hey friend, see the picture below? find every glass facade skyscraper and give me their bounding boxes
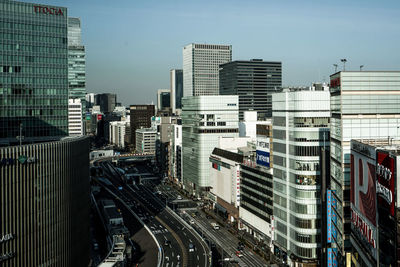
[220,59,282,120]
[0,1,68,145]
[170,69,183,114]
[68,17,85,115]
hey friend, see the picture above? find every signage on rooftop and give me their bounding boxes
[34,5,64,16]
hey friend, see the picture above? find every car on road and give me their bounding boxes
[236,251,243,258]
[211,222,220,230]
[188,243,195,252]
[190,219,195,225]
[177,195,182,200]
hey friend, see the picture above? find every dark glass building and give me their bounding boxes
[129,104,155,149]
[0,136,90,267]
[219,59,282,120]
[0,0,69,145]
[95,93,116,114]
[170,69,183,114]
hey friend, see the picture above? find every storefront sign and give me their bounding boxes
[34,6,64,16]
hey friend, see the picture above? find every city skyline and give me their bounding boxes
[28,0,400,106]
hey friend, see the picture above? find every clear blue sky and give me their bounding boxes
[31,0,400,106]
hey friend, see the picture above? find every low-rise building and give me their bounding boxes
[136,128,157,154]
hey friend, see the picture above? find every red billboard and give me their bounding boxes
[97,114,102,121]
[376,152,395,217]
[350,141,377,260]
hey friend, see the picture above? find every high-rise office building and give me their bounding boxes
[170,69,183,114]
[129,105,155,149]
[329,71,400,265]
[272,89,330,265]
[0,1,69,145]
[183,43,232,97]
[220,59,282,120]
[181,95,239,195]
[157,89,171,112]
[95,93,116,113]
[68,98,83,135]
[68,17,86,115]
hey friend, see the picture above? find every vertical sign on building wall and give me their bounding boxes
[236,165,240,207]
[327,190,332,243]
[376,151,395,216]
[256,137,270,167]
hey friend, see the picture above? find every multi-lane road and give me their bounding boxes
[96,160,210,267]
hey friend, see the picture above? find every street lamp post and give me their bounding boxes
[340,59,347,71]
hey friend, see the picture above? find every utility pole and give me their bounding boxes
[333,64,338,73]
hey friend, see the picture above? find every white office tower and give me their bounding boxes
[183,43,232,97]
[68,98,83,136]
[272,90,330,265]
[181,95,239,196]
[109,121,130,149]
[239,111,271,140]
[329,71,400,264]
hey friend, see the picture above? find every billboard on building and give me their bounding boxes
[376,151,395,217]
[327,247,338,267]
[350,141,377,261]
[256,150,270,167]
[327,190,337,244]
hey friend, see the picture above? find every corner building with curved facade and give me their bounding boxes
[0,136,90,266]
[272,89,330,266]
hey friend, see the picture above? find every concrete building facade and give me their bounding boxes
[181,95,239,196]
[272,90,330,265]
[68,98,83,135]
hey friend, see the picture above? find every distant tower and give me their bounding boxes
[183,43,232,97]
[68,17,86,115]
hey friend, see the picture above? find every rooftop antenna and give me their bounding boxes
[360,65,364,71]
[341,59,347,71]
[333,64,338,72]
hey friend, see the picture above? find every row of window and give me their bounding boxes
[0,21,66,34]
[196,128,238,134]
[0,43,65,53]
[0,54,67,64]
[0,66,66,75]
[0,87,67,95]
[0,32,67,44]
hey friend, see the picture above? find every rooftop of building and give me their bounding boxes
[136,127,157,133]
[354,139,400,155]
